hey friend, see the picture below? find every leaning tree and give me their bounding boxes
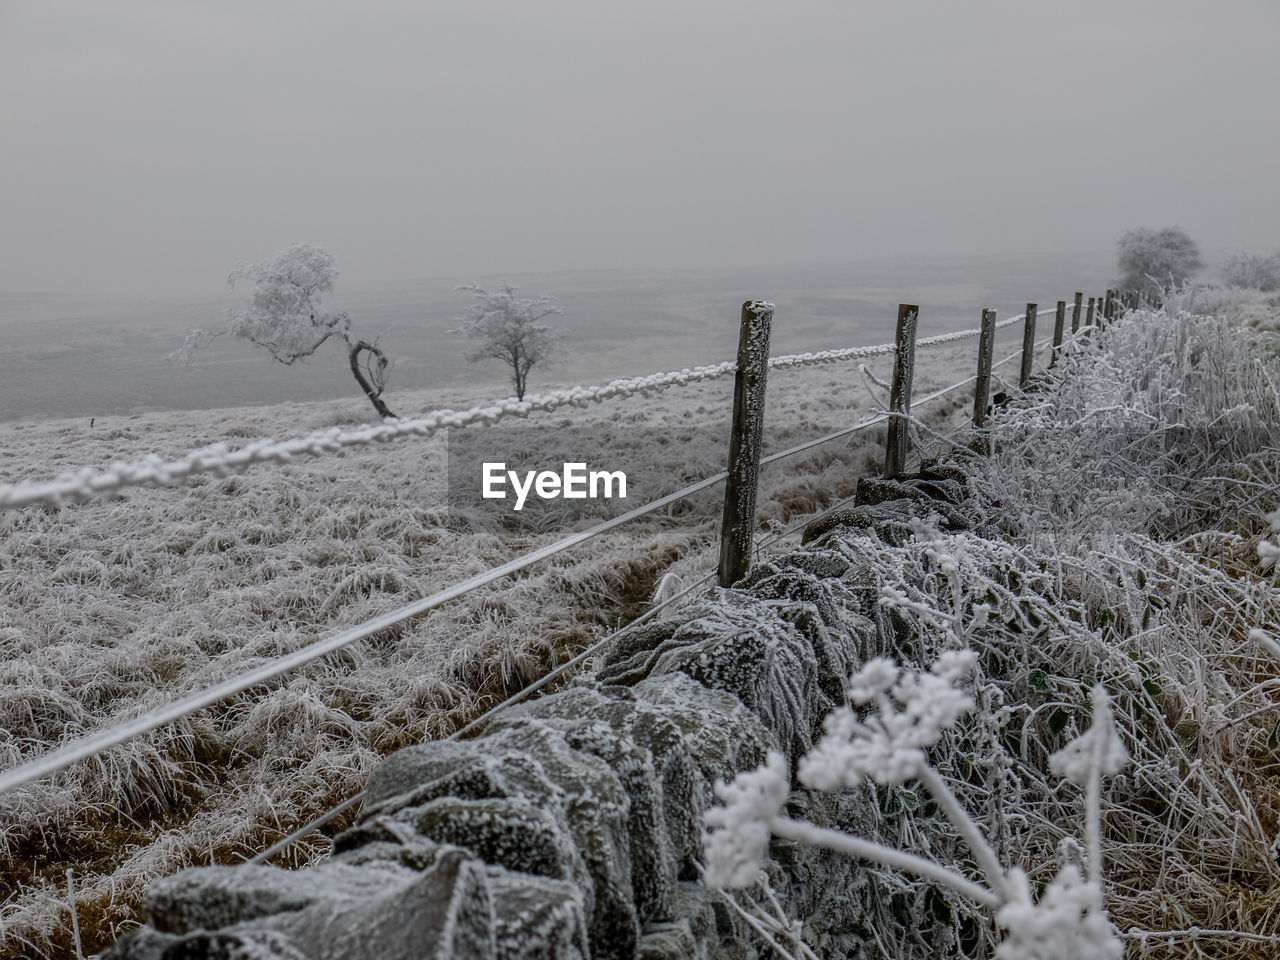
[454,283,567,401]
[175,243,396,418]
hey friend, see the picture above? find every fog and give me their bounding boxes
[3,0,1277,299]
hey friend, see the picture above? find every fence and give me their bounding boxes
[0,285,1135,866]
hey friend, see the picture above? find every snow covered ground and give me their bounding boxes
[0,324,1014,955]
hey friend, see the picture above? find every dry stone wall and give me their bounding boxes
[106,469,971,960]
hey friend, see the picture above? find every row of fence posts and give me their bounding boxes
[715,287,1145,587]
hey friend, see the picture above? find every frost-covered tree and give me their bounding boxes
[1116,227,1203,297]
[454,283,567,400]
[175,243,396,419]
[1222,251,1280,292]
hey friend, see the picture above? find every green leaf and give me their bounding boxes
[1029,669,1049,692]
[1048,709,1070,736]
[1175,720,1199,744]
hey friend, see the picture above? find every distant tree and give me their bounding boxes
[1116,227,1203,297]
[174,243,396,418]
[1222,251,1280,292]
[454,283,567,400]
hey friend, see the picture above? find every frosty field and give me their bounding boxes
[10,267,1279,959]
[0,318,998,955]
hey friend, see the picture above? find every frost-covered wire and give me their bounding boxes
[0,309,1044,511]
[915,310,1030,349]
[0,468,732,799]
[0,362,735,510]
[248,563,720,864]
[0,354,1006,799]
[0,323,1055,805]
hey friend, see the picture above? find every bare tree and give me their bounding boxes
[454,283,567,400]
[1116,227,1203,298]
[1222,251,1280,292]
[174,243,396,418]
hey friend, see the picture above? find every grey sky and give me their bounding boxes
[2,0,1277,297]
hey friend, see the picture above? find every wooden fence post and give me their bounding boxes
[1019,302,1037,387]
[1050,300,1066,366]
[1072,292,1083,334]
[717,300,774,588]
[883,303,919,477]
[973,307,997,429]
[1086,296,1096,332]
[1104,289,1115,322]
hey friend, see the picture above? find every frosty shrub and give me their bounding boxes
[1116,226,1203,298]
[1222,252,1280,293]
[704,655,1128,960]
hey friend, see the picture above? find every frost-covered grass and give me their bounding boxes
[0,340,983,957]
[706,305,1280,958]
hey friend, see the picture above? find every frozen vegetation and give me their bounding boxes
[10,290,1280,958]
[695,296,1280,958]
[89,296,1280,959]
[0,335,983,956]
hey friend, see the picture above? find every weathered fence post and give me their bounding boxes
[1104,289,1115,323]
[717,300,774,588]
[1072,292,1083,334]
[1050,300,1066,366]
[973,307,997,429]
[1019,302,1037,387]
[1086,296,1096,332]
[882,303,919,477]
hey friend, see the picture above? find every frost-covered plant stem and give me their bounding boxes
[705,654,1131,958]
[1086,714,1105,889]
[917,765,1008,898]
[1050,687,1127,891]
[768,816,1000,907]
[706,871,822,960]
